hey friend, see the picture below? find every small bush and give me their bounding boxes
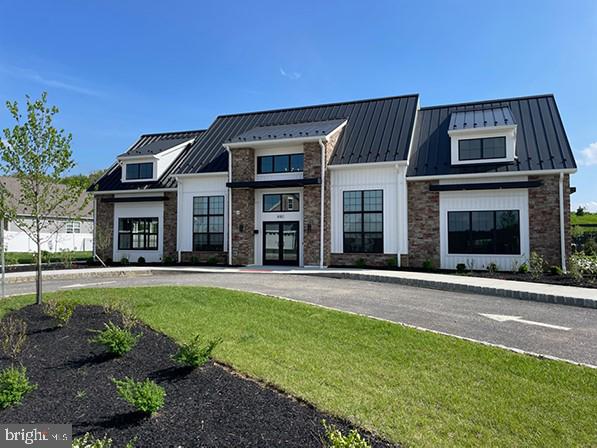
[172,335,221,368]
[422,259,433,271]
[354,258,366,269]
[569,253,597,281]
[163,256,174,265]
[518,262,529,274]
[101,300,139,329]
[322,420,371,448]
[191,256,200,265]
[583,237,597,256]
[86,256,95,266]
[0,366,37,409]
[112,377,165,415]
[72,433,113,448]
[386,257,397,268]
[0,317,27,361]
[120,257,129,265]
[43,299,77,327]
[137,256,146,264]
[486,262,498,274]
[90,322,141,356]
[550,265,564,276]
[456,263,466,273]
[61,249,74,268]
[207,256,218,266]
[529,251,546,279]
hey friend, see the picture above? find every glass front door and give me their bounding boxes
[263,221,299,265]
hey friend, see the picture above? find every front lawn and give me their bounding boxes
[2,287,596,447]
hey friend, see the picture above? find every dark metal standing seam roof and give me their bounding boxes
[117,137,195,158]
[228,119,347,144]
[407,94,577,177]
[448,106,516,131]
[90,129,206,192]
[175,94,419,174]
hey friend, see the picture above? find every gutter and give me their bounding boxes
[559,172,567,271]
[319,138,326,268]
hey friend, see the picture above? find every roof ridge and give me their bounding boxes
[215,94,420,118]
[420,93,555,111]
[139,129,207,137]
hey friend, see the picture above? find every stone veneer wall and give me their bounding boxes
[180,251,227,264]
[163,191,178,260]
[94,195,114,262]
[230,148,255,265]
[406,180,440,268]
[528,174,571,267]
[330,253,397,267]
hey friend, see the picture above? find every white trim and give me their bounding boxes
[173,172,228,178]
[447,125,517,137]
[407,168,577,181]
[450,127,517,166]
[91,188,176,195]
[116,139,194,162]
[328,160,407,170]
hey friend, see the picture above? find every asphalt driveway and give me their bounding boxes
[5,271,597,366]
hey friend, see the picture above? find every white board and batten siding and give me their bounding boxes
[330,164,408,256]
[177,174,228,253]
[112,193,165,263]
[439,176,530,271]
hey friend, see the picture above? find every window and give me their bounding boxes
[125,162,153,180]
[343,190,383,253]
[65,221,81,234]
[458,137,506,161]
[257,154,304,174]
[118,218,158,250]
[263,193,300,212]
[448,210,520,254]
[193,196,225,251]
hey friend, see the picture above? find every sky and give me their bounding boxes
[0,0,596,210]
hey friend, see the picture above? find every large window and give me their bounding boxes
[193,196,225,251]
[343,190,383,253]
[263,193,300,212]
[125,162,153,180]
[65,221,81,234]
[458,137,506,161]
[257,154,304,174]
[118,218,158,250]
[448,210,520,254]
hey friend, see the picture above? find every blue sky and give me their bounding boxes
[1,0,596,210]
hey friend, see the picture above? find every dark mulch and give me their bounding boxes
[0,305,398,447]
[458,270,597,289]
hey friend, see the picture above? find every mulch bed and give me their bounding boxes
[458,270,597,289]
[0,305,398,447]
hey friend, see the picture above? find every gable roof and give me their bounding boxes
[448,106,516,131]
[118,136,194,158]
[175,94,419,174]
[91,129,206,192]
[407,94,576,178]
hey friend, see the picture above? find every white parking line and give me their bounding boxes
[60,281,117,289]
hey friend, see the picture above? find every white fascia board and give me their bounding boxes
[91,188,176,195]
[406,168,577,181]
[116,139,194,162]
[328,160,407,170]
[173,171,228,178]
[117,154,157,162]
[447,124,517,137]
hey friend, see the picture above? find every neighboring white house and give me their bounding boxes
[0,176,93,253]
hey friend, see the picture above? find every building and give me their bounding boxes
[90,94,577,271]
[1,177,93,253]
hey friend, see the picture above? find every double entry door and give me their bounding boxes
[263,221,300,265]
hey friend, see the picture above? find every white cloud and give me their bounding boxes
[578,142,597,166]
[573,201,597,213]
[0,65,101,97]
[279,67,301,80]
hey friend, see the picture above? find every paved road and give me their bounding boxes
[5,272,597,366]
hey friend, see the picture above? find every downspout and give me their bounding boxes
[225,145,233,266]
[559,172,567,271]
[319,138,326,269]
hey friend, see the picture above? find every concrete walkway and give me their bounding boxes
[3,265,596,308]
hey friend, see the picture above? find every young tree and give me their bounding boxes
[0,92,88,304]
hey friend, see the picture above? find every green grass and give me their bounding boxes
[572,212,597,226]
[3,251,91,265]
[2,287,596,447]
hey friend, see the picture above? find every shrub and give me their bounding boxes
[43,298,77,327]
[518,262,529,274]
[0,316,27,361]
[529,251,546,279]
[386,257,397,268]
[86,256,95,266]
[322,420,371,448]
[486,262,498,274]
[354,258,366,268]
[0,366,37,409]
[90,322,141,356]
[207,256,218,266]
[172,335,221,368]
[163,256,174,265]
[584,237,597,256]
[72,433,113,448]
[422,259,433,271]
[61,249,74,268]
[191,256,200,265]
[569,253,597,281]
[112,377,165,415]
[550,265,564,276]
[456,263,467,273]
[120,257,129,265]
[101,300,139,329]
[137,256,146,264]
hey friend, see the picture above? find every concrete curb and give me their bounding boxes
[4,269,154,284]
[307,272,597,310]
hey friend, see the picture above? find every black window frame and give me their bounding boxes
[257,154,304,174]
[447,210,521,255]
[262,193,300,212]
[458,136,507,161]
[193,195,225,252]
[125,162,154,180]
[342,190,384,254]
[118,217,159,251]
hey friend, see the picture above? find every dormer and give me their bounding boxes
[118,137,195,183]
[448,107,517,165]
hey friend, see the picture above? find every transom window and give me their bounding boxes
[193,196,225,251]
[263,193,300,212]
[458,137,506,161]
[343,190,383,253]
[257,154,304,174]
[65,221,81,234]
[118,218,158,250]
[448,210,520,254]
[125,162,153,180]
